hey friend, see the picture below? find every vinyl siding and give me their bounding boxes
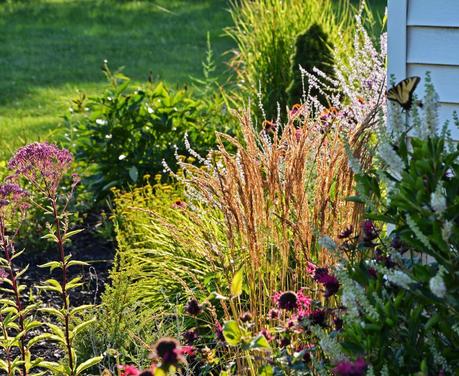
[388,0,459,138]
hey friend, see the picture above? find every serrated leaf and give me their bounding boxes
[231,269,244,298]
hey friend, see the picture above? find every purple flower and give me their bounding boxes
[268,308,279,320]
[322,274,340,297]
[240,311,253,323]
[0,183,29,219]
[362,220,378,242]
[338,226,353,239]
[276,291,298,311]
[308,309,327,327]
[215,321,225,342]
[8,143,73,195]
[333,358,368,376]
[185,298,202,316]
[313,268,329,282]
[183,329,198,345]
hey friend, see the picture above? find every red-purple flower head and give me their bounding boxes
[8,142,73,195]
[0,183,29,221]
[275,291,298,311]
[149,337,193,367]
[333,358,368,376]
[185,298,202,316]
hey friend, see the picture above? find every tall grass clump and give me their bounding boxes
[226,0,355,119]
[96,14,387,370]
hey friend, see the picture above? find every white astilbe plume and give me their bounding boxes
[430,182,447,214]
[429,266,447,298]
[378,141,404,180]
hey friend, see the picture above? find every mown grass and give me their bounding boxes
[0,0,387,160]
[0,0,234,159]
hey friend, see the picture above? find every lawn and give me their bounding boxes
[0,0,234,159]
[0,0,386,160]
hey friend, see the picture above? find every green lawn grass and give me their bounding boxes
[0,0,387,160]
[0,0,234,159]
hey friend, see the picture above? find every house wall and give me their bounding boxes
[388,0,459,137]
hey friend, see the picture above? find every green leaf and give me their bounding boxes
[72,317,96,338]
[129,166,139,182]
[231,269,244,298]
[66,260,90,268]
[38,261,61,272]
[75,355,103,375]
[249,334,271,351]
[63,229,85,241]
[223,320,242,346]
[39,361,65,374]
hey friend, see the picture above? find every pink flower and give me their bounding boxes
[118,365,140,376]
[306,261,317,276]
[150,337,193,367]
[8,142,73,195]
[333,358,368,376]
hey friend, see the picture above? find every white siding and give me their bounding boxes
[388,0,459,138]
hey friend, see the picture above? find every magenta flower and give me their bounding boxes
[185,298,202,316]
[183,328,199,345]
[362,220,378,242]
[338,226,353,239]
[150,337,192,366]
[274,291,298,311]
[322,274,340,297]
[333,358,368,376]
[118,365,140,376]
[8,142,73,195]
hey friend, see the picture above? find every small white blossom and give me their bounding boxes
[429,267,446,298]
[431,182,447,214]
[96,118,108,125]
[378,141,404,180]
[441,220,453,242]
[118,154,126,161]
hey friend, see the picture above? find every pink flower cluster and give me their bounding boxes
[8,142,73,195]
[272,289,312,314]
[0,183,28,208]
[333,357,368,376]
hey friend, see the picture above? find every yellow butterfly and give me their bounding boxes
[387,76,421,111]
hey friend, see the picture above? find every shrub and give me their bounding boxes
[67,62,235,204]
[315,77,459,374]
[286,23,334,107]
[226,0,355,119]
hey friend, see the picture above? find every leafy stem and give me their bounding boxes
[50,196,75,375]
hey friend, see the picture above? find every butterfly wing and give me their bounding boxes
[387,76,420,111]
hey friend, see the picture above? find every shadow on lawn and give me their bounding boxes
[0,0,234,107]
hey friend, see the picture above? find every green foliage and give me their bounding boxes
[331,84,459,373]
[226,0,355,119]
[0,0,234,160]
[67,62,234,203]
[83,179,216,367]
[286,23,334,107]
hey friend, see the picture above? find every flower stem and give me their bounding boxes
[51,198,74,375]
[0,219,28,376]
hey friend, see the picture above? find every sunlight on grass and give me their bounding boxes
[0,0,234,158]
